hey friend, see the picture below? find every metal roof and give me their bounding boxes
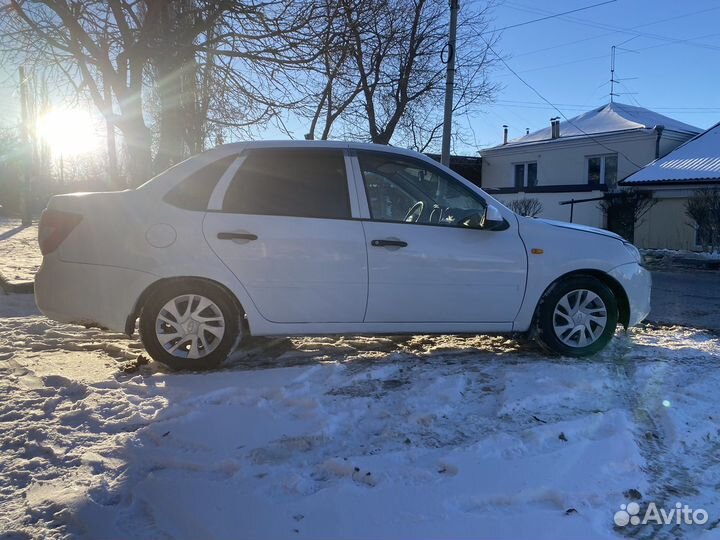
[622,121,720,185]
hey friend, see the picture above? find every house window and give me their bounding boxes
[587,154,618,187]
[514,162,537,189]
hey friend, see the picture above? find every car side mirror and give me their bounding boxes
[479,204,509,231]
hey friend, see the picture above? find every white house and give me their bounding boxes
[480,102,700,229]
[621,121,720,250]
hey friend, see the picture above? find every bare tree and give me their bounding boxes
[1,1,319,184]
[685,188,720,253]
[302,1,362,141]
[299,0,499,150]
[506,197,543,217]
[599,189,656,243]
[194,1,321,141]
[149,1,319,169]
[2,1,161,184]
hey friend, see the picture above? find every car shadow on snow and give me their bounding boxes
[220,333,545,372]
[120,323,719,379]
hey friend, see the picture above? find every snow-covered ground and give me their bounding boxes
[2,223,720,539]
[642,248,720,262]
[0,218,41,282]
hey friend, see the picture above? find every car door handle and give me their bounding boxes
[217,232,258,241]
[371,239,408,248]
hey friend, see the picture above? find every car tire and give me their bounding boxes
[139,280,241,370]
[535,276,618,357]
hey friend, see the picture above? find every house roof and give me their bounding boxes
[621,121,720,185]
[484,102,701,150]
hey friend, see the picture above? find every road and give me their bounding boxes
[649,270,720,331]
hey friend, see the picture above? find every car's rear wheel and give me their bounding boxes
[535,276,618,357]
[139,281,241,370]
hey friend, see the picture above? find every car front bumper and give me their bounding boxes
[608,262,651,327]
[35,255,156,333]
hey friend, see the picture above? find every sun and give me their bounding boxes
[36,108,99,156]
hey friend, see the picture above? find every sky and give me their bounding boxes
[467,0,720,151]
[1,0,719,157]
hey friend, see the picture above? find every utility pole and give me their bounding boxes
[440,0,459,167]
[18,66,33,226]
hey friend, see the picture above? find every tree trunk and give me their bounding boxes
[154,61,186,173]
[117,114,152,187]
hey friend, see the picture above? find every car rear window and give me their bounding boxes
[222,149,351,219]
[164,155,236,211]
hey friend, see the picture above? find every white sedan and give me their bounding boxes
[35,141,651,370]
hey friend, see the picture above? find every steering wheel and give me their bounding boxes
[404,201,424,223]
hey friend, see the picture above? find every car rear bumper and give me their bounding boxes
[608,262,651,327]
[35,256,156,333]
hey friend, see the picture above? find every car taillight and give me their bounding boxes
[38,209,83,255]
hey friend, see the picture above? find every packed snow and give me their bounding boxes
[2,221,720,539]
[643,249,720,262]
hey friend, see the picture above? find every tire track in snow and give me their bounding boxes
[609,325,720,539]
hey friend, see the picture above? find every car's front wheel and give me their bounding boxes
[139,281,241,370]
[535,276,618,357]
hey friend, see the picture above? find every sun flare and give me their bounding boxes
[37,108,99,156]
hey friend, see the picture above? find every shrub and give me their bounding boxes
[685,188,720,253]
[506,197,543,217]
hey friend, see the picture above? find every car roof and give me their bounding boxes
[213,140,427,161]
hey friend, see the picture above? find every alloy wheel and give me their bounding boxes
[155,294,226,359]
[552,289,608,348]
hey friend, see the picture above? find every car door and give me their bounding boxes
[203,146,368,324]
[353,150,527,323]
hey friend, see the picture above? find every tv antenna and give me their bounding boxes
[610,45,618,102]
[609,44,639,103]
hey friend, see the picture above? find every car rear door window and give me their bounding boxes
[164,155,236,211]
[222,149,351,219]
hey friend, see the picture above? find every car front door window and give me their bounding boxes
[358,152,486,227]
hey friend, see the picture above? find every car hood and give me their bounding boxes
[535,218,624,241]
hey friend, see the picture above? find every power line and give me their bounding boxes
[617,81,643,108]
[493,30,720,79]
[493,100,720,113]
[503,1,720,52]
[510,5,720,60]
[479,37,645,168]
[494,0,616,32]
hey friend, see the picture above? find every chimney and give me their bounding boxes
[526,128,530,135]
[550,117,560,139]
[502,125,508,145]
